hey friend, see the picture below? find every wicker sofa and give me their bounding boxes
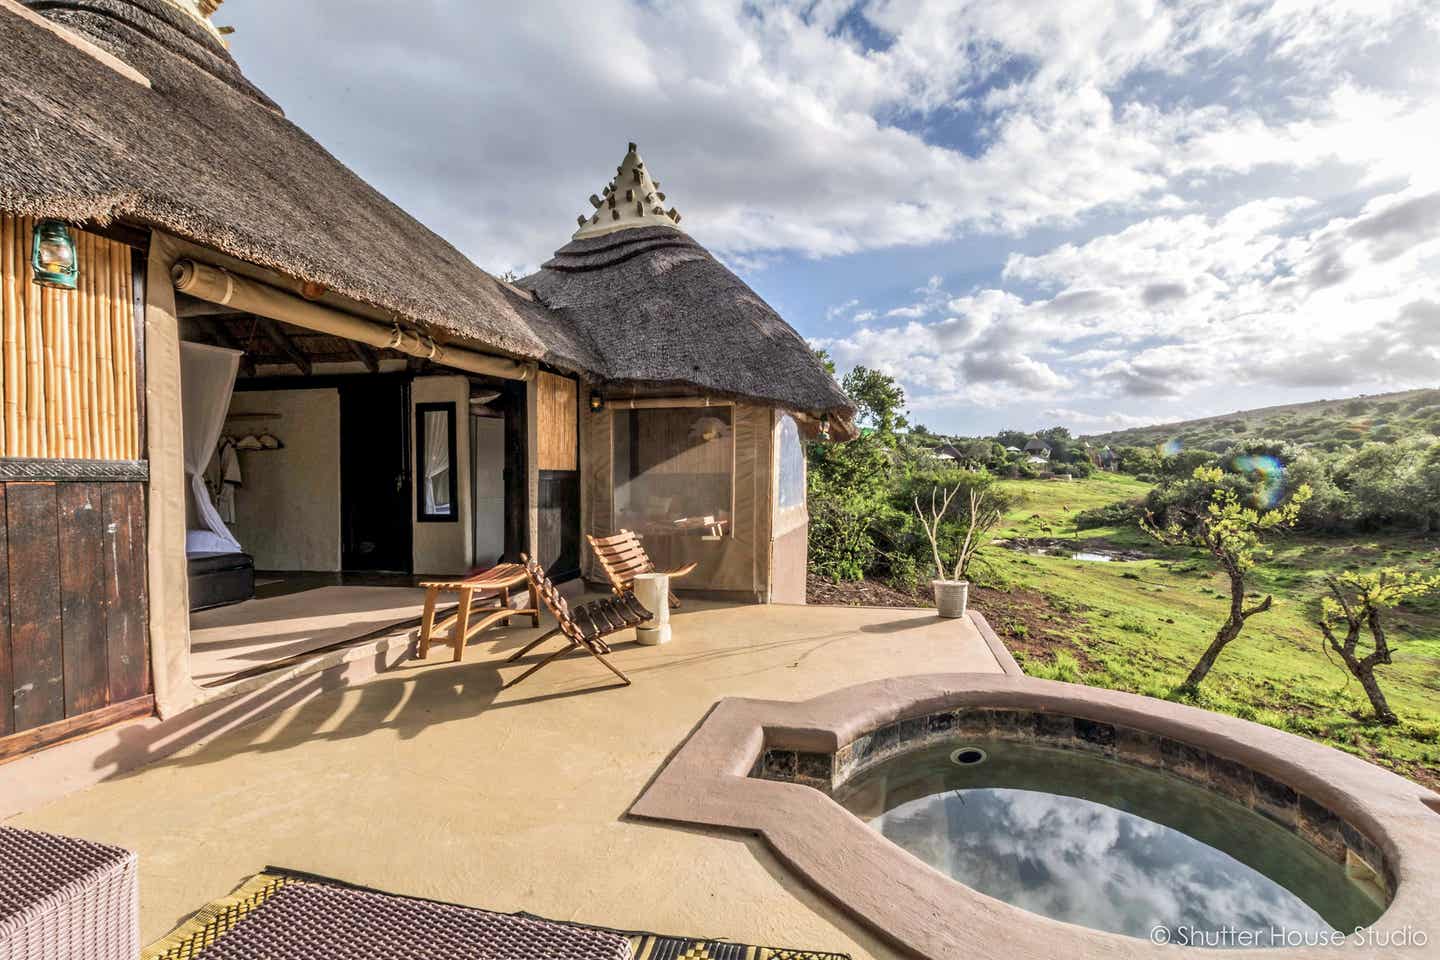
[0,828,138,960]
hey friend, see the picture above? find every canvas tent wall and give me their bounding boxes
[581,399,806,601]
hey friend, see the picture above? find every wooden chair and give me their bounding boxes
[502,555,652,690]
[586,530,698,609]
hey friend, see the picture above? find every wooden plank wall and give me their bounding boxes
[536,371,577,471]
[0,480,150,756]
[0,217,141,459]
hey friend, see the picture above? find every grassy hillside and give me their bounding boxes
[977,474,1440,788]
[1086,387,1440,452]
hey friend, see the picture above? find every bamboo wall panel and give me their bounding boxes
[0,217,141,460]
[536,371,577,471]
[0,479,150,753]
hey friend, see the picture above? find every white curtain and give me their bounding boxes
[423,409,451,515]
[180,342,243,554]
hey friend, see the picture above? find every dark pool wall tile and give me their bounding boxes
[925,710,958,739]
[899,717,926,748]
[796,752,833,787]
[1113,726,1164,769]
[991,710,1036,741]
[1160,738,1210,784]
[1034,713,1076,746]
[871,722,902,759]
[762,749,798,781]
[954,709,994,738]
[1299,795,1347,863]
[1208,755,1254,807]
[1252,771,1299,830]
[1340,820,1387,880]
[1073,719,1116,754]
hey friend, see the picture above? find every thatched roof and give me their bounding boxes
[2,1,851,419]
[522,144,850,418]
[0,0,594,372]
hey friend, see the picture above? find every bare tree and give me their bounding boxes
[915,485,1003,582]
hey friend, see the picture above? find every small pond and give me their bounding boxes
[833,740,1383,945]
[998,538,1152,562]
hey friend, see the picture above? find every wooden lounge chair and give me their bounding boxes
[502,555,652,690]
[586,530,697,609]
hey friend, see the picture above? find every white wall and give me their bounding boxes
[471,415,505,567]
[227,388,341,571]
[411,376,472,575]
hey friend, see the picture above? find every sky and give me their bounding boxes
[219,1,1440,437]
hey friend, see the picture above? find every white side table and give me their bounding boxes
[632,573,672,645]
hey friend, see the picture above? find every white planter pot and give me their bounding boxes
[932,579,969,618]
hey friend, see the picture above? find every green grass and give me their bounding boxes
[982,476,1440,788]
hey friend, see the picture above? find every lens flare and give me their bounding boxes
[1232,454,1285,507]
[1161,439,1184,457]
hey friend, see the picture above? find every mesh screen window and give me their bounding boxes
[612,407,734,538]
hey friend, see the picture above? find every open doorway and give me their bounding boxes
[341,377,412,571]
[175,317,522,687]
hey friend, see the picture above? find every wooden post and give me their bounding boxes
[90,233,108,459]
[41,286,57,457]
[55,281,74,458]
[23,218,44,457]
[1,214,15,455]
[113,241,134,458]
[75,231,92,459]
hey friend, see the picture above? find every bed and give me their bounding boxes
[187,531,254,612]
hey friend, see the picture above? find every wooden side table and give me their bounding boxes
[416,563,540,663]
[632,573,672,645]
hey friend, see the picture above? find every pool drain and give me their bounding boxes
[949,746,988,766]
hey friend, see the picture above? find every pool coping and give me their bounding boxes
[629,672,1440,959]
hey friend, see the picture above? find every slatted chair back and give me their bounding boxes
[587,529,657,593]
[522,555,581,642]
[508,554,652,690]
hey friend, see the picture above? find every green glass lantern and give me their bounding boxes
[31,220,77,290]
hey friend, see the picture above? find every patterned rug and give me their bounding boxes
[143,869,851,960]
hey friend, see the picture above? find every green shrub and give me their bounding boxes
[1075,499,1141,530]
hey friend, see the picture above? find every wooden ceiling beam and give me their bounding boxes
[257,317,312,376]
[193,315,254,377]
[347,339,380,373]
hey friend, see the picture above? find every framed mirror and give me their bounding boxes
[415,401,458,522]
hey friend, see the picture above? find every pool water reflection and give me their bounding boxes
[833,740,1383,945]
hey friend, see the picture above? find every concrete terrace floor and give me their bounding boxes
[9,599,1003,957]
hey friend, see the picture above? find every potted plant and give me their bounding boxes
[915,485,1002,618]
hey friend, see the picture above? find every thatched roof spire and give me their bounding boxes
[573,143,683,240]
[161,0,227,41]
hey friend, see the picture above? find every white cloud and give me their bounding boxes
[220,2,1440,431]
[822,182,1440,417]
[1043,408,1164,429]
[825,298,861,321]
[224,1,1440,272]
